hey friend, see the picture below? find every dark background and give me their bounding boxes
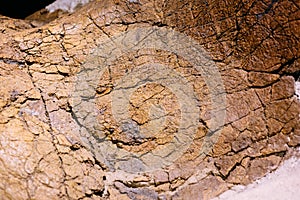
[0,0,55,19]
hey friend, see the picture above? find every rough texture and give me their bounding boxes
[213,151,300,200]
[0,0,299,199]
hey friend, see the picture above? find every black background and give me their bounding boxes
[0,0,55,19]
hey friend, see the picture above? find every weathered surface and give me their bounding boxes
[0,0,299,199]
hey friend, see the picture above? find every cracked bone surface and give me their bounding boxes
[0,0,299,199]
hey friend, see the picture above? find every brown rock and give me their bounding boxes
[215,153,245,177]
[271,76,295,100]
[248,72,280,87]
[172,176,227,200]
[227,165,247,184]
[247,155,282,182]
[232,130,252,152]
[0,0,299,199]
